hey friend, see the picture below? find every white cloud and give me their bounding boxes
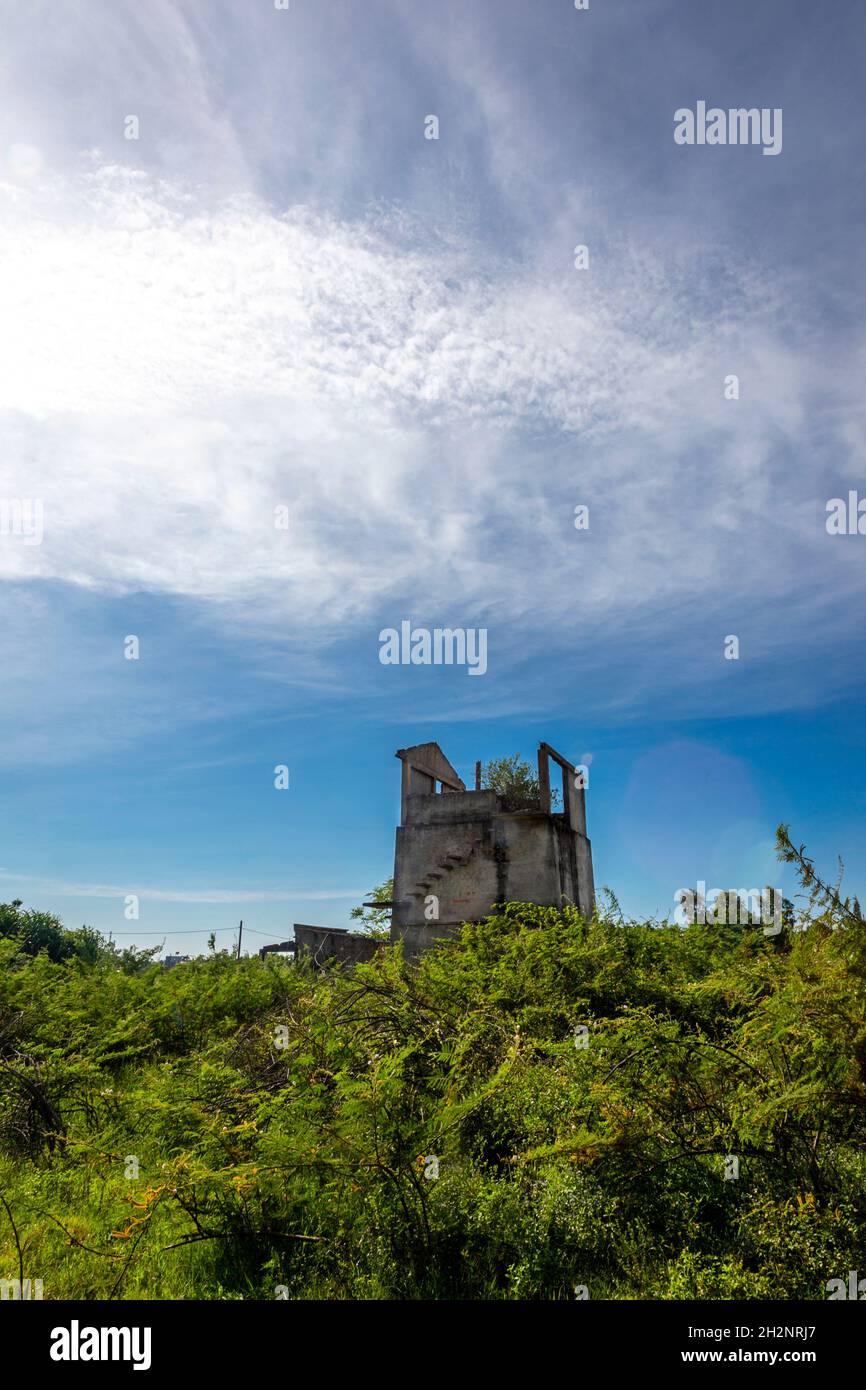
[0,161,863,723]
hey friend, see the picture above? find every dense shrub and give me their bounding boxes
[0,834,863,1300]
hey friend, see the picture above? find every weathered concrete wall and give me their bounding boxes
[391,787,594,958]
[392,790,498,953]
[495,811,594,919]
[292,923,381,966]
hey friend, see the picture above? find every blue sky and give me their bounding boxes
[1,0,865,955]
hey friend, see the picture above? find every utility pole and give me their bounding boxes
[236,920,243,960]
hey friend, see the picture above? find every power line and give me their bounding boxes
[101,926,285,940]
[104,928,233,936]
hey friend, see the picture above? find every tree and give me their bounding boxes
[0,903,161,972]
[115,943,163,975]
[0,901,74,963]
[482,753,560,811]
[68,925,111,965]
[350,878,393,937]
[776,823,864,928]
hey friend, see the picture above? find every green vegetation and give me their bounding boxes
[482,751,563,811]
[483,752,558,810]
[0,828,863,1300]
[349,878,393,938]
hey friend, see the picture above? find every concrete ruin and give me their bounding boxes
[260,740,594,966]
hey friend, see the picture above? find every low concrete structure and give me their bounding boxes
[292,923,380,966]
[259,925,380,966]
[260,740,594,966]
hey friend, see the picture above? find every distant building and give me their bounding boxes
[260,740,594,967]
[163,953,191,969]
[392,740,594,957]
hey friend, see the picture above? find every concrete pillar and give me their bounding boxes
[537,746,551,814]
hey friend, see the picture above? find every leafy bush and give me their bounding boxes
[482,754,543,810]
[0,832,863,1300]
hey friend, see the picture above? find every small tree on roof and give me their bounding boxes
[482,753,560,811]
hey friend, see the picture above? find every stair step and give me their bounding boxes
[410,841,485,898]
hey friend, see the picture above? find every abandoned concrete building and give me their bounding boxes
[259,741,594,967]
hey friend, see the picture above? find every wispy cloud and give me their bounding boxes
[0,870,367,905]
[2,2,865,749]
[1,167,859,615]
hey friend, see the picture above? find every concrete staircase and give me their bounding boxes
[409,837,485,901]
